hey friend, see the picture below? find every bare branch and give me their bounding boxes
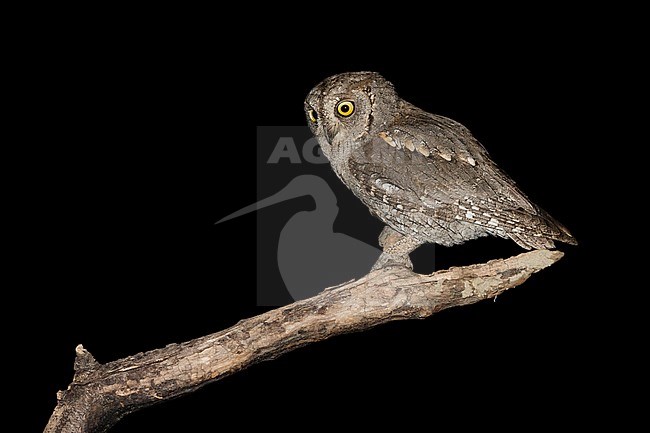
[45,250,563,433]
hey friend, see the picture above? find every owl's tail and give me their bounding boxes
[508,208,577,250]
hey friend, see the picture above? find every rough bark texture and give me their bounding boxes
[45,250,563,433]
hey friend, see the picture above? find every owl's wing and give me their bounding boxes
[348,111,576,249]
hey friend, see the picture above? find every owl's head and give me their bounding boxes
[305,72,398,161]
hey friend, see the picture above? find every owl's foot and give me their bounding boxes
[371,252,413,270]
[373,226,422,270]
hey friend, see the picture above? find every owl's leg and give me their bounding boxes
[372,226,423,270]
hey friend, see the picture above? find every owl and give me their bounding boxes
[305,72,576,269]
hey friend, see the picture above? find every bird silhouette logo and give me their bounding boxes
[217,175,380,301]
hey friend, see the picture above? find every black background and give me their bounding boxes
[27,24,628,432]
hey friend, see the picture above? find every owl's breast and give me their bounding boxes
[317,136,361,186]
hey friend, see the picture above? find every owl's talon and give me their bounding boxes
[371,252,413,271]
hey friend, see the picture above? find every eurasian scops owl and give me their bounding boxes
[304,72,576,269]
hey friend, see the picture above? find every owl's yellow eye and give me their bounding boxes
[337,101,355,117]
[308,109,318,123]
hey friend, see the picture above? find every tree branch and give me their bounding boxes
[45,250,563,433]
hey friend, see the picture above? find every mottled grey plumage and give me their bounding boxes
[305,72,576,268]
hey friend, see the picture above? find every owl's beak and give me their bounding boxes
[322,125,332,144]
[322,121,340,145]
